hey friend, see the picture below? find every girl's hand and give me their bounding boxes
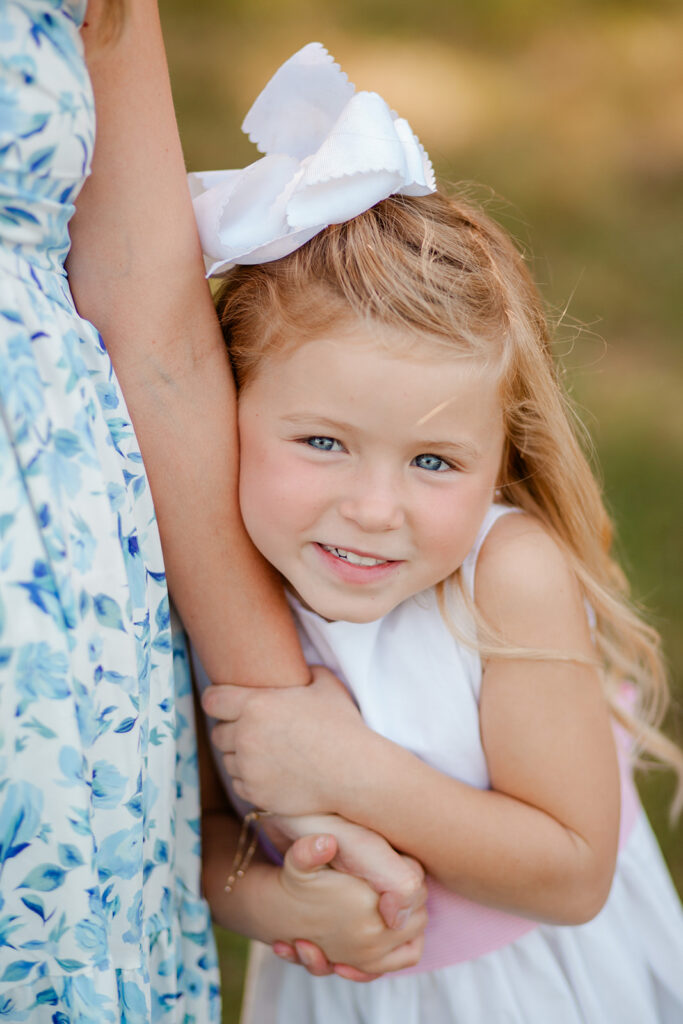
[203,814,426,979]
[264,813,427,930]
[203,666,369,815]
[269,833,427,975]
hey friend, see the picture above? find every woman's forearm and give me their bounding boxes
[68,0,308,686]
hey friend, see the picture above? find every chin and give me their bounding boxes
[312,596,398,625]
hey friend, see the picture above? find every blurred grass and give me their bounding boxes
[214,928,249,1023]
[160,1,683,1018]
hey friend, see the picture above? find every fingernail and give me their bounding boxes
[294,942,314,967]
[394,909,411,929]
[333,965,354,980]
[314,835,330,853]
[272,942,296,962]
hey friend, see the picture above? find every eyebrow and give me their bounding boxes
[282,413,358,433]
[418,439,482,460]
[283,413,482,460]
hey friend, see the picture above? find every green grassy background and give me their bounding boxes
[159,2,683,1019]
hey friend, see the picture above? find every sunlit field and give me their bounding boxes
[160,2,683,1018]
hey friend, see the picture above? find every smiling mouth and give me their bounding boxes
[319,544,392,567]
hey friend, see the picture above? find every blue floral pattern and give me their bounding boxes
[0,1,220,1019]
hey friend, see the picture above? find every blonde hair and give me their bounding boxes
[216,190,682,816]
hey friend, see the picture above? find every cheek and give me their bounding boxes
[420,477,495,559]
[238,433,280,545]
[238,441,328,548]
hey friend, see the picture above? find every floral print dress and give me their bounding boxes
[0,1,220,1020]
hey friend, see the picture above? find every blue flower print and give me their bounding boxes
[90,761,127,809]
[58,745,86,788]
[62,974,117,1024]
[122,891,142,945]
[70,513,96,574]
[118,979,149,1024]
[14,643,69,711]
[0,782,43,877]
[73,917,108,968]
[96,828,142,882]
[0,337,45,424]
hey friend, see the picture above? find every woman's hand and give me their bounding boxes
[203,665,373,815]
[263,813,427,930]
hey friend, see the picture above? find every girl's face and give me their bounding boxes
[238,324,505,623]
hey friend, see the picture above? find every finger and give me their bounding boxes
[230,776,249,803]
[369,856,425,929]
[219,753,241,779]
[378,900,429,941]
[367,935,425,976]
[384,935,425,973]
[272,942,298,964]
[379,875,428,929]
[201,682,250,720]
[398,855,425,888]
[287,834,338,874]
[332,964,381,983]
[398,905,429,941]
[330,829,423,902]
[294,940,334,977]
[209,720,237,752]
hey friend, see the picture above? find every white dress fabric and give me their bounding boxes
[240,505,683,1024]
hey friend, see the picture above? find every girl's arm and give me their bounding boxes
[197,709,427,977]
[202,817,426,977]
[68,0,308,688]
[204,515,622,925]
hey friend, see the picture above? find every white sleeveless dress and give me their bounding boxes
[238,505,683,1024]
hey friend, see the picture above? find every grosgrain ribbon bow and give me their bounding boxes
[188,42,436,275]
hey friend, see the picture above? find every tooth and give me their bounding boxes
[323,545,386,567]
[346,552,383,566]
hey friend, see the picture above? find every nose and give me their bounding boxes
[337,467,405,532]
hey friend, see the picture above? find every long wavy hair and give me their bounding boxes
[215,190,683,816]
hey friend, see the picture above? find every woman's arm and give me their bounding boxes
[67,0,308,687]
[204,516,622,925]
[70,8,432,939]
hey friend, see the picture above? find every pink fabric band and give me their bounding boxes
[397,724,640,975]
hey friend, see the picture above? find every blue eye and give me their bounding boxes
[413,453,452,472]
[306,436,343,452]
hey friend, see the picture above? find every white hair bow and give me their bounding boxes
[188,42,436,275]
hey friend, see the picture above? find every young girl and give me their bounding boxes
[194,43,683,1022]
